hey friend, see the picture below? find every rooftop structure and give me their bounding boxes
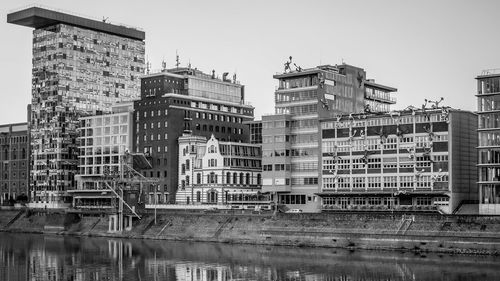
[7,6,145,40]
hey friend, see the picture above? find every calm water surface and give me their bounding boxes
[0,232,499,281]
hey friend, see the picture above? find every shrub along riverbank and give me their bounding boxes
[1,209,499,255]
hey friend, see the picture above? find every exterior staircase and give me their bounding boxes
[4,210,24,228]
[396,215,414,235]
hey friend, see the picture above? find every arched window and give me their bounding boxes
[22,148,26,159]
[197,173,201,184]
[239,173,244,185]
[226,172,231,184]
[233,173,238,184]
[12,149,16,160]
[209,172,217,184]
[207,190,218,203]
[209,145,217,153]
[246,173,250,185]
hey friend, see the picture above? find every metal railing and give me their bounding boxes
[481,69,500,76]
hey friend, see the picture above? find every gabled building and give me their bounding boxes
[176,134,267,206]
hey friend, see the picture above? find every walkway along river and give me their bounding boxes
[1,209,500,255]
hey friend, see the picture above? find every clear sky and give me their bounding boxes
[1,0,500,124]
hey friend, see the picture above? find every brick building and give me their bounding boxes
[0,123,29,205]
[134,67,254,202]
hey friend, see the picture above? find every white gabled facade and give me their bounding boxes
[176,134,268,206]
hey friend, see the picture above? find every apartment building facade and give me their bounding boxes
[319,108,477,214]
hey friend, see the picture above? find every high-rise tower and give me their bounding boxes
[8,6,145,207]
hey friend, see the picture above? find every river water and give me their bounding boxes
[0,232,499,281]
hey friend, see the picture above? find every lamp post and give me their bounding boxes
[154,184,158,225]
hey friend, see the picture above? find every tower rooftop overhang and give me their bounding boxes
[7,6,145,41]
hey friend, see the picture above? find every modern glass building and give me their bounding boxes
[476,70,500,214]
[8,6,145,208]
[262,63,397,212]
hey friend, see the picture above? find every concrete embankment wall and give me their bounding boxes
[1,210,500,255]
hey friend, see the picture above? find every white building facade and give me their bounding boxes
[176,134,268,206]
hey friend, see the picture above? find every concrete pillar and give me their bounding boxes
[109,214,118,232]
[125,216,133,231]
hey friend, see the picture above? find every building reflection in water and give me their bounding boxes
[1,232,500,281]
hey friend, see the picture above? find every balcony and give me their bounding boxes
[262,184,291,193]
[364,93,396,104]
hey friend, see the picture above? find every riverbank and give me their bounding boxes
[1,209,500,255]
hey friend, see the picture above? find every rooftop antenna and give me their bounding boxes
[188,59,191,69]
[175,50,180,68]
[233,72,237,83]
[102,17,108,23]
[146,57,151,74]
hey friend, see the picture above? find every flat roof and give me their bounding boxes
[7,6,145,41]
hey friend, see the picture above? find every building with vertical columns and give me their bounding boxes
[319,108,477,214]
[8,6,145,208]
[134,67,254,203]
[476,70,500,214]
[0,123,29,205]
[262,63,397,212]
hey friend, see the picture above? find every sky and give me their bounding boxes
[1,0,500,124]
